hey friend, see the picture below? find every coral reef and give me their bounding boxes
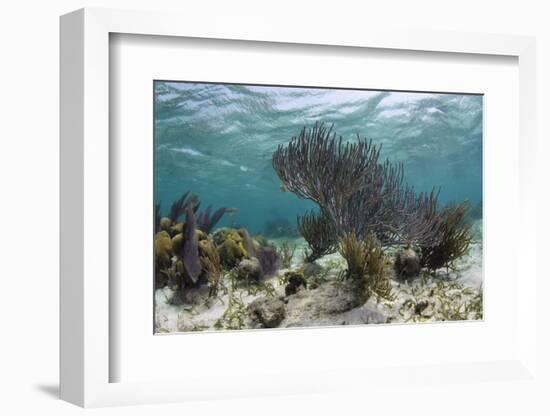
[154,237,483,332]
[156,215,282,299]
[154,192,232,302]
[154,124,481,333]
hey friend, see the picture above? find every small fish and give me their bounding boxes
[225,207,239,215]
[279,184,287,193]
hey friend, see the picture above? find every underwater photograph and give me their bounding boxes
[154,81,483,333]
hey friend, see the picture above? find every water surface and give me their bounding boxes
[154,82,482,234]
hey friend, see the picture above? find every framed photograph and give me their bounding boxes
[151,81,484,334]
[60,8,538,408]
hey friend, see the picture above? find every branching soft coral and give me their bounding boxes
[420,201,473,272]
[169,191,199,223]
[199,239,222,297]
[339,233,393,302]
[273,122,441,247]
[297,209,337,262]
[197,205,227,234]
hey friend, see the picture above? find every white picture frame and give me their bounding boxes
[60,7,538,408]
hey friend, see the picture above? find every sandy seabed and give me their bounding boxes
[155,226,483,333]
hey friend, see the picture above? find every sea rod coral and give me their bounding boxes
[420,201,473,272]
[296,209,337,262]
[272,122,441,247]
[197,204,228,234]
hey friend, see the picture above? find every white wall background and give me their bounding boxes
[0,0,547,414]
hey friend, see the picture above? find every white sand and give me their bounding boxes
[155,225,483,332]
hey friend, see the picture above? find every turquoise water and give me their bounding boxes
[154,81,482,235]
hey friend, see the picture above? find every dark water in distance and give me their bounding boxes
[154,81,483,235]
